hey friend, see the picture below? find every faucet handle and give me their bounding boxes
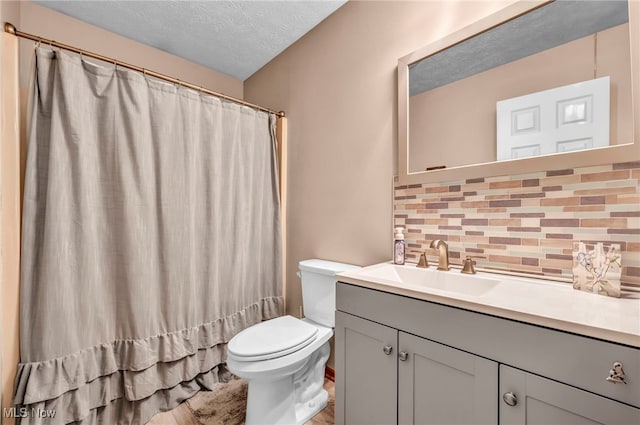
[410,250,429,268]
[461,255,485,274]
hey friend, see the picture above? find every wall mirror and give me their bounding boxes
[398,0,640,185]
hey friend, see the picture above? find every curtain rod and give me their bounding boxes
[4,22,285,118]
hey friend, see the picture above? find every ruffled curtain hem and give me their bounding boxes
[13,296,283,424]
[20,365,229,425]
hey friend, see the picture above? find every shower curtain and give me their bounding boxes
[13,47,283,424]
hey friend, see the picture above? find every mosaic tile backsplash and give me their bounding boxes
[394,161,640,291]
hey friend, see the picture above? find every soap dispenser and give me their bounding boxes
[393,227,406,265]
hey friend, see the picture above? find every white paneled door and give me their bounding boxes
[497,76,610,161]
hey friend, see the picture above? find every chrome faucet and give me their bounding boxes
[430,240,450,271]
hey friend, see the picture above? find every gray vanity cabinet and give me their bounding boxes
[335,311,498,425]
[500,365,639,425]
[335,282,640,425]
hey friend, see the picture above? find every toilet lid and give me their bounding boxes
[228,315,318,361]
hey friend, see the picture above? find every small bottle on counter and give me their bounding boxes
[393,227,405,265]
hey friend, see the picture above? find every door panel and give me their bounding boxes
[497,76,610,160]
[335,311,397,425]
[398,332,498,425]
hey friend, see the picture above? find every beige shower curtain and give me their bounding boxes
[13,47,283,424]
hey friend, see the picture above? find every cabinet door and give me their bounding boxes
[500,365,640,424]
[335,311,398,425]
[398,332,498,425]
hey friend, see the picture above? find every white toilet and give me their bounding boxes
[226,259,360,425]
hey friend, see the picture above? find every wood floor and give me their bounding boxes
[147,378,335,425]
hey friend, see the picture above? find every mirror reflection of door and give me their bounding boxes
[408,0,632,173]
[496,76,610,161]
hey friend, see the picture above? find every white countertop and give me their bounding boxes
[337,262,640,348]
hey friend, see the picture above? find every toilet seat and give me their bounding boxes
[228,315,318,361]
[226,319,333,380]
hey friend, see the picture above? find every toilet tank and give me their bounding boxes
[298,259,361,327]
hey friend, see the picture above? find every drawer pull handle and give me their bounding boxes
[383,345,393,355]
[502,392,518,406]
[606,361,626,384]
[399,351,409,361]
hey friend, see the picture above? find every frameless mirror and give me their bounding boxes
[398,0,640,185]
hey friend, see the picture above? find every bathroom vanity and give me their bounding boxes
[334,263,640,424]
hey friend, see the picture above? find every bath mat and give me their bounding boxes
[186,378,248,425]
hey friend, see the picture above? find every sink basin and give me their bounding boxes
[355,263,500,296]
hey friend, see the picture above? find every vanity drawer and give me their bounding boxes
[505,320,640,409]
[337,282,640,408]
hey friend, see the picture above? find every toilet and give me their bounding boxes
[226,259,360,425]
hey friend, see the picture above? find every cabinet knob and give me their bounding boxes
[502,392,518,406]
[399,351,409,361]
[606,361,626,384]
[383,345,393,355]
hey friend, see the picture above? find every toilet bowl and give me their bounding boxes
[227,316,333,424]
[226,259,360,425]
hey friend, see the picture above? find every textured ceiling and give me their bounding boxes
[34,0,347,81]
[409,0,629,96]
